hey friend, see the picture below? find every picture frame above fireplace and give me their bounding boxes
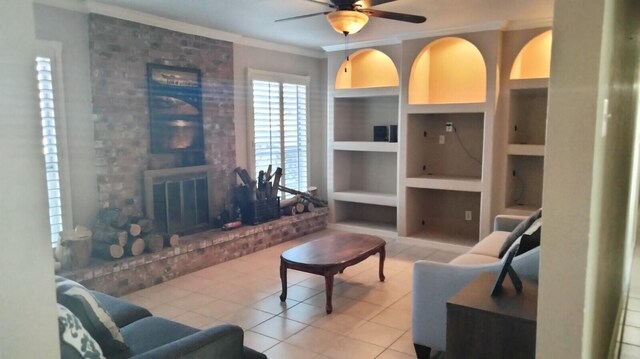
[147,64,204,154]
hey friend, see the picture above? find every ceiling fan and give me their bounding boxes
[275,0,426,36]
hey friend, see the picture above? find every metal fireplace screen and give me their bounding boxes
[153,174,209,234]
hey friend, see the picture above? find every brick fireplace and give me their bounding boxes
[89,14,235,219]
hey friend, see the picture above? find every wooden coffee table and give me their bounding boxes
[279,232,386,314]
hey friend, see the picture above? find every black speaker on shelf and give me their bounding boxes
[373,126,388,141]
[389,125,398,143]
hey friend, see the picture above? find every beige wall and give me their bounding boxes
[233,43,327,198]
[0,0,60,356]
[537,0,640,357]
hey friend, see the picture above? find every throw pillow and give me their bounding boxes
[55,276,128,356]
[57,303,105,359]
[498,208,542,258]
[517,218,542,255]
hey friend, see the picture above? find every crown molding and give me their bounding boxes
[504,18,553,31]
[34,0,326,59]
[322,37,401,52]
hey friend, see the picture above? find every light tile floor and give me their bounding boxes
[121,229,460,358]
[620,244,640,359]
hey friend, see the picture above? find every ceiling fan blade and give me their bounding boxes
[361,8,426,23]
[304,0,336,8]
[358,0,397,8]
[275,11,330,22]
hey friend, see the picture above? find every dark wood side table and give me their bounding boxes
[446,272,538,359]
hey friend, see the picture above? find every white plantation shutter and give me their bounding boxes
[253,80,282,179]
[250,71,308,196]
[36,56,64,246]
[282,83,307,192]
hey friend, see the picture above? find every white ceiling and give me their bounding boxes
[92,0,554,52]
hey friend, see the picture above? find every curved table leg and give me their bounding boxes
[379,246,386,282]
[324,273,334,314]
[279,260,288,302]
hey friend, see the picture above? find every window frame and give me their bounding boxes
[246,68,310,193]
[36,40,73,246]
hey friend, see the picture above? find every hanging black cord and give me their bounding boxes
[344,32,349,72]
[452,125,482,165]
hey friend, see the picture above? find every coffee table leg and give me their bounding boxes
[279,260,288,302]
[324,274,334,314]
[379,246,386,282]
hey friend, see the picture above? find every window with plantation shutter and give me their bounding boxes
[36,43,72,247]
[250,70,309,196]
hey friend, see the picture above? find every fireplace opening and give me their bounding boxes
[144,166,213,234]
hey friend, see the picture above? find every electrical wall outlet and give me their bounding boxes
[439,135,445,144]
[465,211,472,221]
[446,122,453,132]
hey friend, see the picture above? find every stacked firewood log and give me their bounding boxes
[91,208,179,260]
[234,165,327,217]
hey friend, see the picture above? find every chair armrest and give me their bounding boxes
[494,215,527,232]
[130,324,245,359]
[412,259,505,352]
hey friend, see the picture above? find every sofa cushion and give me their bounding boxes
[57,303,105,359]
[55,276,128,356]
[498,208,542,258]
[468,231,510,258]
[517,218,542,255]
[119,317,199,356]
[90,291,152,328]
[449,253,500,265]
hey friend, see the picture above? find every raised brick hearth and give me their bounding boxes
[59,208,328,296]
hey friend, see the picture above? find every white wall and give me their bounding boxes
[0,0,60,356]
[33,3,97,228]
[233,43,327,198]
[537,0,640,357]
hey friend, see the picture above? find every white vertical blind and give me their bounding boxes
[252,78,308,195]
[36,56,63,246]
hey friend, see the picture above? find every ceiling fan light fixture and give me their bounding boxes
[326,10,369,35]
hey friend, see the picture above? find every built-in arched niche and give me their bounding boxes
[510,30,553,80]
[408,37,486,104]
[335,49,399,89]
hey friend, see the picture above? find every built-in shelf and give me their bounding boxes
[331,201,397,237]
[506,155,544,211]
[336,49,399,90]
[333,86,399,98]
[406,227,477,248]
[333,190,397,207]
[405,175,482,192]
[507,144,545,156]
[406,112,484,179]
[328,220,397,238]
[510,30,552,80]
[408,37,486,105]
[333,141,398,152]
[330,48,401,237]
[406,103,485,114]
[510,78,549,90]
[503,204,540,217]
[405,187,481,243]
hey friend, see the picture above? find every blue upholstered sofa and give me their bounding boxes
[56,277,266,359]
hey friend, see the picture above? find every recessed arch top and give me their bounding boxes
[510,30,553,80]
[409,37,487,104]
[335,49,399,89]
